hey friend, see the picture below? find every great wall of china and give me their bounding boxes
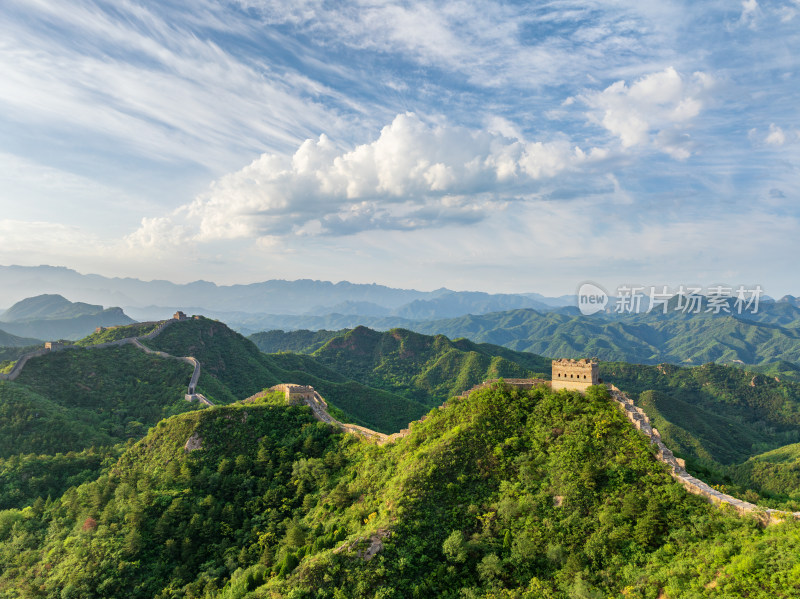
[0,312,213,406]
[244,384,412,445]
[2,325,795,523]
[605,384,800,524]
[258,361,800,525]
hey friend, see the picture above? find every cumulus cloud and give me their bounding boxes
[128,112,603,247]
[581,67,714,159]
[750,123,799,147]
[765,123,787,145]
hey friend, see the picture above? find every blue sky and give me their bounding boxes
[1,0,798,296]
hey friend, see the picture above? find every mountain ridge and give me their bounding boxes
[0,293,135,340]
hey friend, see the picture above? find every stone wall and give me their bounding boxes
[0,348,50,381]
[0,317,209,407]
[244,385,421,445]
[606,384,799,524]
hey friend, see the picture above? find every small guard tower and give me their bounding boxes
[551,358,599,392]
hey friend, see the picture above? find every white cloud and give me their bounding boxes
[0,0,361,172]
[235,0,684,90]
[739,0,760,28]
[581,67,713,159]
[128,112,603,247]
[751,123,800,147]
[765,123,787,145]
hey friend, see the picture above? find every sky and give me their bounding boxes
[1,0,798,296]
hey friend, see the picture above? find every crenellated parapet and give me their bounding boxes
[551,358,599,392]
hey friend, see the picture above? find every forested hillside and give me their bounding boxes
[602,361,800,509]
[409,309,800,372]
[252,325,551,407]
[145,318,427,432]
[1,383,799,598]
[0,319,426,511]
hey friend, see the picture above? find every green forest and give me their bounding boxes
[1,384,799,597]
[1,318,800,596]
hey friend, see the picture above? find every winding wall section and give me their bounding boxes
[0,317,212,405]
[250,378,800,523]
[242,387,413,445]
[606,384,799,524]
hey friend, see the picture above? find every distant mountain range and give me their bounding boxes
[0,293,134,341]
[2,265,799,376]
[249,305,800,380]
[0,265,572,327]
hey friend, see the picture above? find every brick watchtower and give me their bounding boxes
[551,358,600,392]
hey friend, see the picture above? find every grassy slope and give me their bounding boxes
[76,322,162,346]
[2,385,800,598]
[727,442,800,503]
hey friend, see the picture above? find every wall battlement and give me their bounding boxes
[551,358,599,392]
[606,384,799,525]
[270,383,316,405]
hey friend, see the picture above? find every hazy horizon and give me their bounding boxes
[2,1,798,295]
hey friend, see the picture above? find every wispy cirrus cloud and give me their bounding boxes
[0,0,366,172]
[235,0,685,90]
[2,0,800,294]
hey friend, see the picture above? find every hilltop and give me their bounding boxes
[252,325,800,509]
[302,326,550,406]
[0,317,428,453]
[0,317,431,511]
[1,383,799,597]
[0,294,135,340]
[144,317,427,432]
